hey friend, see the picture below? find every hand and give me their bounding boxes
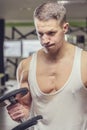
[7,103,27,122]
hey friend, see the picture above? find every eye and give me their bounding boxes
[47,31,56,36]
[38,32,43,37]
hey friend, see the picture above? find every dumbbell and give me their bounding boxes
[12,115,43,130]
[0,88,43,130]
[0,88,28,108]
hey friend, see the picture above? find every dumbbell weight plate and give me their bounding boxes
[0,88,28,107]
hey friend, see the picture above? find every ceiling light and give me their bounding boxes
[57,0,87,4]
[58,0,69,4]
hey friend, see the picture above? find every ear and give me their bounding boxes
[63,22,69,34]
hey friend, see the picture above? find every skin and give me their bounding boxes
[7,18,87,122]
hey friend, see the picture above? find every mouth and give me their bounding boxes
[42,43,55,48]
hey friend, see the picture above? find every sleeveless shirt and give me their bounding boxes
[28,47,87,130]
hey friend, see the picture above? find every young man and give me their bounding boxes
[7,1,87,130]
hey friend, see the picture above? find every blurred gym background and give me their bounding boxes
[0,0,87,129]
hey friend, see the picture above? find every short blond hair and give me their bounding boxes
[34,1,66,25]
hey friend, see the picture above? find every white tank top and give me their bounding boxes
[28,47,87,130]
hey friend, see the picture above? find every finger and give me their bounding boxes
[8,105,23,115]
[7,103,20,110]
[9,109,25,121]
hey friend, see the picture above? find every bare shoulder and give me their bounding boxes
[17,56,32,82]
[19,56,32,71]
[81,50,87,87]
[82,49,87,71]
[81,50,87,67]
[82,49,87,60]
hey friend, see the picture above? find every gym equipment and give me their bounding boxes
[12,115,43,130]
[0,19,5,85]
[0,88,28,107]
[0,88,43,130]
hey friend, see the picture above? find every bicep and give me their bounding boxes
[16,60,29,88]
[16,60,32,106]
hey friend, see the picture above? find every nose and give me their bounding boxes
[41,34,50,46]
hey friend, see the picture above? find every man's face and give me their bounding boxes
[35,18,67,54]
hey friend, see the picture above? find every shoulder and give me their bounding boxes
[81,49,87,87]
[16,55,33,80]
[82,49,87,61]
[82,49,87,73]
[19,56,32,70]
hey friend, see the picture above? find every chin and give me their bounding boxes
[43,47,48,54]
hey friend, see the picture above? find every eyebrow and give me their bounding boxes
[38,30,57,35]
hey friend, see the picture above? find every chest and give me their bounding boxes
[36,60,73,94]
